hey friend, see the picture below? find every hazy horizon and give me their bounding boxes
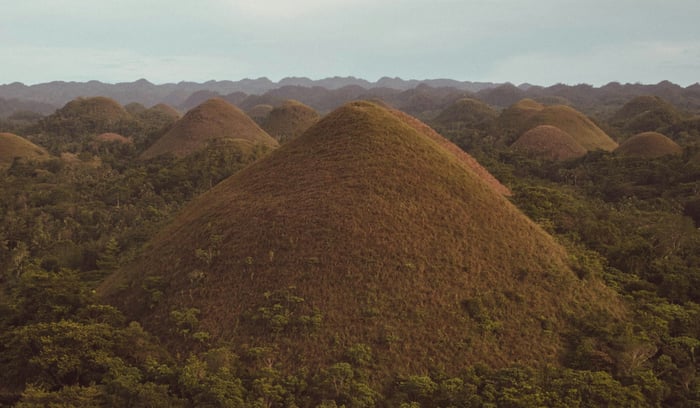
[3,1,699,86]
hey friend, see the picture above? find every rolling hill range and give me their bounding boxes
[140,97,278,159]
[499,99,619,151]
[0,132,50,168]
[615,131,683,158]
[101,101,621,380]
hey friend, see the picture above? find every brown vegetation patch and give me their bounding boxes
[94,132,132,144]
[0,132,50,168]
[615,131,683,158]
[261,100,320,142]
[512,125,587,161]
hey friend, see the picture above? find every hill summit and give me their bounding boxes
[615,131,683,158]
[140,98,278,159]
[102,101,620,379]
[512,125,587,160]
[261,100,320,142]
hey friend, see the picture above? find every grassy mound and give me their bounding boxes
[615,131,683,158]
[101,101,621,381]
[611,95,682,133]
[431,98,498,130]
[512,125,587,160]
[0,132,50,168]
[247,104,274,124]
[140,98,278,159]
[42,97,133,135]
[499,100,618,151]
[261,100,320,142]
[148,103,181,121]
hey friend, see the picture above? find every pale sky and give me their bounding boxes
[3,0,699,86]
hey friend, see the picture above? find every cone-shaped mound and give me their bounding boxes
[148,103,181,120]
[512,125,587,160]
[42,97,132,135]
[261,100,320,142]
[94,132,132,144]
[0,132,50,168]
[247,104,274,124]
[615,131,683,158]
[611,95,682,132]
[101,101,620,378]
[500,100,618,151]
[140,98,278,159]
[432,98,498,129]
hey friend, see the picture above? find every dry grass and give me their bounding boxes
[512,125,587,161]
[500,99,618,151]
[140,98,278,159]
[0,132,50,168]
[57,96,131,123]
[615,131,682,158]
[148,103,181,120]
[261,100,320,143]
[94,132,132,144]
[431,98,498,127]
[247,104,274,124]
[101,101,622,381]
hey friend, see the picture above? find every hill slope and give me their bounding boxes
[102,101,620,379]
[41,96,133,135]
[0,132,50,168]
[611,95,683,133]
[140,98,278,159]
[512,125,587,160]
[615,131,683,158]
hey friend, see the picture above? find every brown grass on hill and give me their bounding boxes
[247,104,274,124]
[140,98,278,159]
[148,103,181,120]
[512,125,587,161]
[94,132,132,144]
[261,100,320,143]
[499,99,618,151]
[56,96,131,122]
[615,131,683,158]
[0,132,50,168]
[101,101,622,381]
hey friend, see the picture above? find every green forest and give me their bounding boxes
[1,93,700,407]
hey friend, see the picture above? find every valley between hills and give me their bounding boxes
[0,78,699,406]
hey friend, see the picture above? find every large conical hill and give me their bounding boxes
[499,99,618,151]
[101,101,621,379]
[261,100,320,142]
[140,98,278,159]
[615,131,683,158]
[512,125,587,160]
[0,132,50,168]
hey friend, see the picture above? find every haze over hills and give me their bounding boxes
[101,101,621,380]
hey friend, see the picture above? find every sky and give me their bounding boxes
[2,0,699,86]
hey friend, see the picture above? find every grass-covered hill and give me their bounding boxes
[101,101,621,381]
[610,95,683,134]
[0,132,50,168]
[499,99,618,151]
[140,98,278,159]
[511,125,587,161]
[430,97,498,131]
[40,96,134,136]
[615,131,683,158]
[246,104,274,125]
[261,100,320,142]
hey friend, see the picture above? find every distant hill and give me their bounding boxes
[512,125,587,161]
[431,98,498,130]
[101,101,621,380]
[140,98,277,159]
[610,95,684,133]
[261,100,320,142]
[499,99,618,151]
[94,132,132,145]
[0,132,50,168]
[615,131,683,158]
[40,96,135,136]
[246,104,274,124]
